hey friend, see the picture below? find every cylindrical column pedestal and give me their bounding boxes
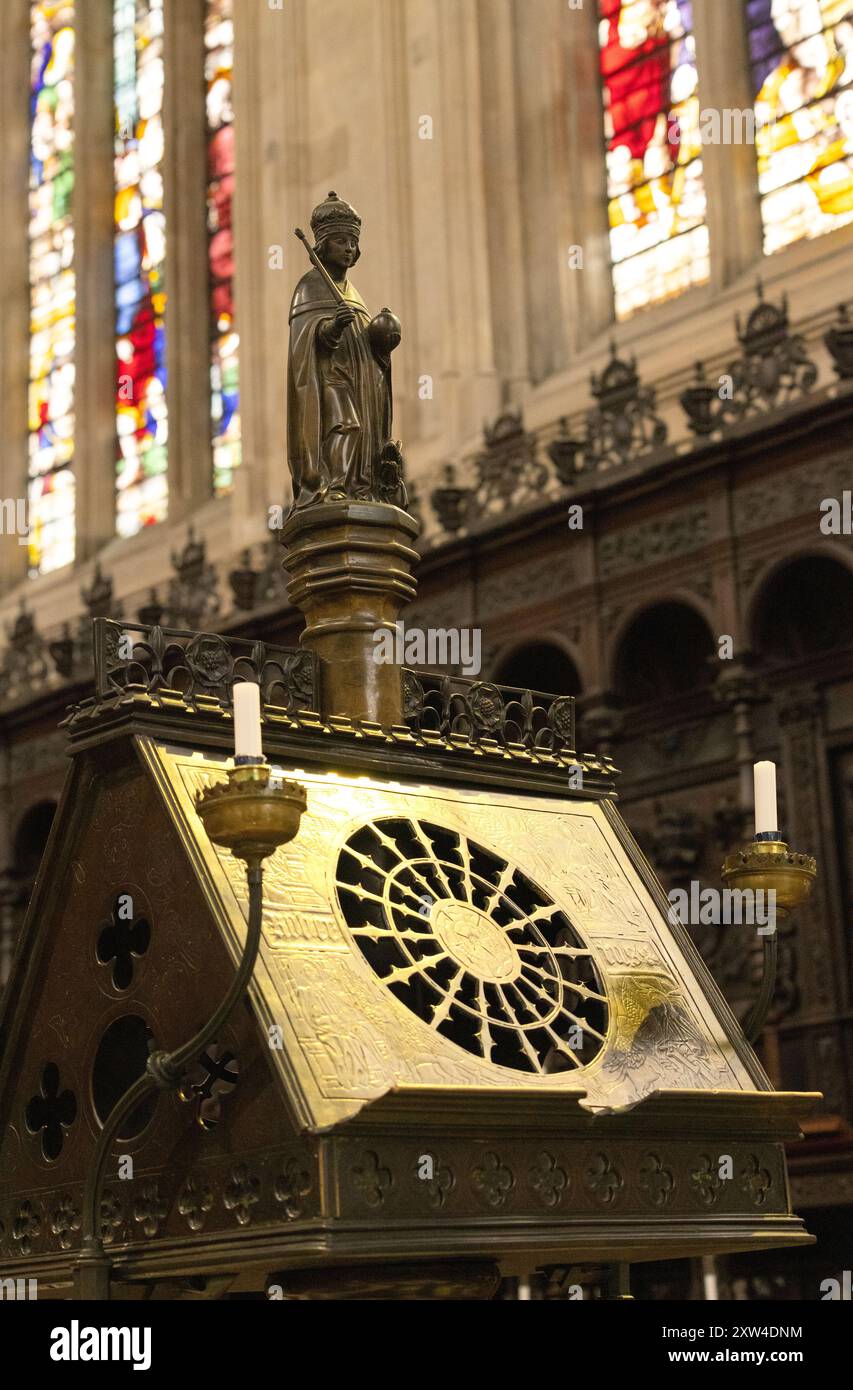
[280,501,420,725]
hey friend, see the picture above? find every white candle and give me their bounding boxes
[233,681,262,759]
[753,760,777,836]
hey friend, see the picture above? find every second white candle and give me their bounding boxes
[753,760,777,837]
[233,681,262,760]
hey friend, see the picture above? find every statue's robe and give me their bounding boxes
[287,267,391,510]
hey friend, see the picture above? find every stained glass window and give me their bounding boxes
[598,0,709,319]
[28,2,76,575]
[205,0,240,494]
[748,0,853,255]
[113,0,168,539]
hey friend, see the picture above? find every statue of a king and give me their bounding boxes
[286,191,405,512]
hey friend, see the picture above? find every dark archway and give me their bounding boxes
[492,641,582,697]
[13,800,58,880]
[613,602,715,705]
[1,800,58,991]
[751,556,853,665]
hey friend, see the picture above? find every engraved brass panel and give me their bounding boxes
[141,742,756,1133]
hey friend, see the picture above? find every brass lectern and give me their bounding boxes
[0,499,818,1300]
[0,185,820,1301]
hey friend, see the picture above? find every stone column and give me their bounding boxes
[713,657,761,811]
[474,0,530,397]
[231,0,302,538]
[434,0,501,443]
[511,0,571,385]
[0,0,32,592]
[377,0,418,450]
[163,0,213,523]
[74,0,118,562]
[557,0,614,349]
[692,0,764,291]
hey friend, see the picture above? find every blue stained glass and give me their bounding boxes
[114,230,141,281]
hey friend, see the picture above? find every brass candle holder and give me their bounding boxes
[195,759,308,867]
[720,837,817,1043]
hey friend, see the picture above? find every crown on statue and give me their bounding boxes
[310,190,362,244]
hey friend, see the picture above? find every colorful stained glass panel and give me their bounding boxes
[205,0,240,494]
[113,0,168,539]
[598,0,709,319]
[747,0,853,254]
[28,2,76,574]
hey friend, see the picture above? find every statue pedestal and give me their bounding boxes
[280,501,420,725]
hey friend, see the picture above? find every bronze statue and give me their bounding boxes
[287,192,406,512]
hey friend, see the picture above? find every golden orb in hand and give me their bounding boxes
[368,307,402,358]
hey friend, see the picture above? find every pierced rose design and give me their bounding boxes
[104,623,125,670]
[336,817,608,1076]
[547,696,575,742]
[185,633,232,688]
[280,651,315,705]
[468,683,504,732]
[402,670,425,720]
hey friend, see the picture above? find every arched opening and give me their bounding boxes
[1,801,58,989]
[492,641,581,697]
[751,556,853,665]
[13,800,58,881]
[613,602,715,706]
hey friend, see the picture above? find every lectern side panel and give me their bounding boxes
[0,746,310,1272]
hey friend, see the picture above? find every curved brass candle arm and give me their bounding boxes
[742,932,778,1045]
[73,765,306,1301]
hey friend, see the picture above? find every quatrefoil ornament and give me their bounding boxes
[96,894,151,990]
[25,1062,77,1162]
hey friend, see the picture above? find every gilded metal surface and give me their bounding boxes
[144,742,756,1132]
